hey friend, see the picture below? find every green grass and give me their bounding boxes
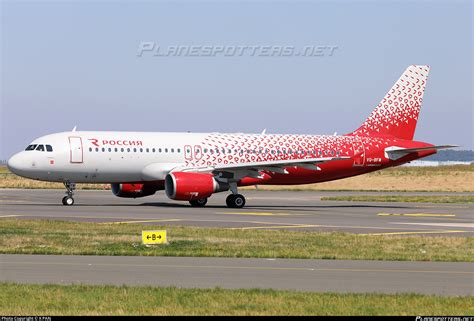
[1,164,473,192]
[321,195,474,203]
[1,219,472,262]
[0,283,472,315]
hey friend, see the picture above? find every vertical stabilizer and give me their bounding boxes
[350,65,430,140]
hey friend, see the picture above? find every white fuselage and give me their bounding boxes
[8,131,207,183]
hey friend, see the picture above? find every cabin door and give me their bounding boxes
[69,137,83,163]
[352,137,365,167]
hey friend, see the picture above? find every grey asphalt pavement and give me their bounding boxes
[1,254,473,296]
[0,189,472,235]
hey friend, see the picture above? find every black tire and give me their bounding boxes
[189,198,207,207]
[226,194,236,208]
[226,194,245,208]
[62,196,74,206]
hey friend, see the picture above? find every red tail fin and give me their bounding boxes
[350,65,430,140]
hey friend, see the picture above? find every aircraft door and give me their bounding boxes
[69,137,83,163]
[352,137,365,167]
[194,145,202,161]
[184,145,193,161]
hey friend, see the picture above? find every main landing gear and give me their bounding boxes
[189,198,208,207]
[226,194,245,208]
[187,182,247,208]
[62,181,76,206]
[225,182,246,208]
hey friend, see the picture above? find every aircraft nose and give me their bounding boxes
[7,152,28,176]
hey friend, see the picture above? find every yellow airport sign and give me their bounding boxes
[142,230,167,245]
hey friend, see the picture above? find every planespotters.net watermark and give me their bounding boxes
[137,42,339,57]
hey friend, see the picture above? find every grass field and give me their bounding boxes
[1,283,472,316]
[1,165,472,192]
[1,219,472,262]
[249,165,474,192]
[321,195,474,203]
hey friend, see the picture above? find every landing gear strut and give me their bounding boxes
[62,181,76,206]
[189,198,208,207]
[226,182,246,208]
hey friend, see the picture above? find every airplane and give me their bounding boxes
[7,65,456,208]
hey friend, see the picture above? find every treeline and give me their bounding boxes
[424,150,473,162]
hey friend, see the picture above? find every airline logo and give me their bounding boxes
[88,138,143,147]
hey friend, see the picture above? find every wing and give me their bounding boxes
[173,156,350,180]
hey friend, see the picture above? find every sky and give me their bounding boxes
[1,0,472,159]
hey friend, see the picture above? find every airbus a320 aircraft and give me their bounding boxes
[8,65,456,208]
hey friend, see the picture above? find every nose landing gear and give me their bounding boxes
[62,181,76,206]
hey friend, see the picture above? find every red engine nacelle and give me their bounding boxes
[165,172,229,201]
[111,183,160,198]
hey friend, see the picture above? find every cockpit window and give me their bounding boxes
[46,145,53,152]
[36,145,45,151]
[25,144,37,151]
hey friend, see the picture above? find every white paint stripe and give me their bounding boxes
[0,215,21,218]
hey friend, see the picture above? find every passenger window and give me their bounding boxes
[108,148,112,152]
[102,148,105,152]
[121,148,124,152]
[46,145,53,152]
[25,144,37,151]
[177,148,181,153]
[146,148,149,153]
[127,148,130,152]
[133,148,137,152]
[158,148,162,153]
[171,148,174,153]
[115,148,118,152]
[152,148,156,153]
[95,148,99,152]
[203,148,208,153]
[36,145,45,151]
[140,148,143,152]
[89,147,93,152]
[165,148,168,153]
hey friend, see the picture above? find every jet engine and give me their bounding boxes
[165,172,229,201]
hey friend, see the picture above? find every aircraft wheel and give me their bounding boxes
[226,194,245,208]
[62,196,74,206]
[189,198,208,207]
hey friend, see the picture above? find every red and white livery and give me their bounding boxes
[8,65,456,207]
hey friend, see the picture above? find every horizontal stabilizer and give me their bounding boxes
[385,145,458,160]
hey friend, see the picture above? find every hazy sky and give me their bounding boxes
[1,0,472,159]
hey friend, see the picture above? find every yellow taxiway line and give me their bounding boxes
[227,224,320,230]
[215,211,299,216]
[101,219,184,225]
[359,230,466,236]
[378,213,456,217]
